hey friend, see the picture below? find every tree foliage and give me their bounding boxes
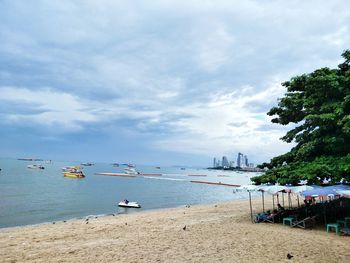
[252,50,350,185]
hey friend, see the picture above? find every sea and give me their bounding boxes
[0,158,260,228]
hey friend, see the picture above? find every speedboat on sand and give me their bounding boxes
[118,200,141,208]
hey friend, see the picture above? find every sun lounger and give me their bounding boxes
[254,212,280,223]
[291,216,317,229]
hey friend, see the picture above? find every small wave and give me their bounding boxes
[143,176,186,181]
[85,213,108,219]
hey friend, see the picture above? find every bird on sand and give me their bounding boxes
[287,253,293,260]
[183,226,187,230]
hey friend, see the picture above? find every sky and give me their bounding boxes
[0,0,349,166]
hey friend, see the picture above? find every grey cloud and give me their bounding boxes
[0,0,349,163]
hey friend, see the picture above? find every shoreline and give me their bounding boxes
[1,198,350,262]
[0,197,248,231]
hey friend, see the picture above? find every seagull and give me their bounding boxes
[183,225,187,231]
[287,253,293,260]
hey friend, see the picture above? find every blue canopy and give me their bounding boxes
[301,184,350,197]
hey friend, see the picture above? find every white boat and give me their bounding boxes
[62,166,82,172]
[118,200,141,208]
[124,167,139,175]
[27,164,45,169]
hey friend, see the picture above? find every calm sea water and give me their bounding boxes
[0,158,259,228]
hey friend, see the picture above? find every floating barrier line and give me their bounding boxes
[190,180,241,187]
[95,173,136,178]
[187,174,207,177]
[140,173,162,176]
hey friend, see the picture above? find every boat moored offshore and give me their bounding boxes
[27,164,45,169]
[62,166,85,179]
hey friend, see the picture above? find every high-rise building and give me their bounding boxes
[236,152,243,168]
[229,161,235,167]
[222,156,229,168]
[244,155,249,167]
[213,157,217,168]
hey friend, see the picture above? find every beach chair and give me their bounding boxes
[254,213,277,223]
[291,216,317,229]
[340,228,350,236]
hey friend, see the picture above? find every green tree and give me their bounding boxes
[252,50,350,185]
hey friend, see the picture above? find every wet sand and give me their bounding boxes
[1,199,350,262]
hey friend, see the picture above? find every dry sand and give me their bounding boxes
[1,199,350,263]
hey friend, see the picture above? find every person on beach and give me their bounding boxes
[277,203,285,211]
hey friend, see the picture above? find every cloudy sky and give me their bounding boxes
[0,1,349,166]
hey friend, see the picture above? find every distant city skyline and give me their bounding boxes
[212,152,254,168]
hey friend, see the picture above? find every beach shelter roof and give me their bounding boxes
[301,184,350,197]
[336,190,350,198]
[289,185,314,194]
[261,185,290,195]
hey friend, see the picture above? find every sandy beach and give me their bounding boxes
[1,199,350,263]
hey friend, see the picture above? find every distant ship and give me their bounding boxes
[18,158,43,161]
[81,162,94,166]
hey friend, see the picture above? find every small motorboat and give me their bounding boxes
[62,166,85,179]
[118,200,141,208]
[63,171,85,179]
[27,164,45,169]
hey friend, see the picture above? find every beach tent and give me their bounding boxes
[289,185,315,207]
[237,184,292,222]
[260,185,291,209]
[301,185,350,224]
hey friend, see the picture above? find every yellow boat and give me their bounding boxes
[63,171,85,179]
